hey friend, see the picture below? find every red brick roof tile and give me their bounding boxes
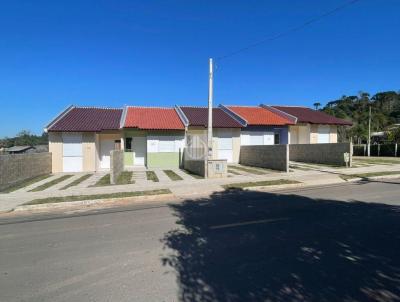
[124,107,185,130]
[226,106,294,126]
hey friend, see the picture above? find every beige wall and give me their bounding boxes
[310,125,318,144]
[330,125,338,143]
[289,124,338,144]
[82,133,96,171]
[48,131,121,173]
[48,132,62,173]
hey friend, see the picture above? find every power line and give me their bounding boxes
[216,0,362,61]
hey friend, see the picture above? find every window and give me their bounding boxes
[125,137,132,150]
[274,133,280,145]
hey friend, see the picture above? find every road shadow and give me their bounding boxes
[162,189,400,302]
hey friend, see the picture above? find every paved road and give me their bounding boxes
[1,180,400,302]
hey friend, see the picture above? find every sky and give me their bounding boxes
[0,0,399,137]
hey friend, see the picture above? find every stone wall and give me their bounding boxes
[239,145,289,172]
[0,153,52,190]
[289,143,352,167]
[110,150,124,184]
[184,159,206,177]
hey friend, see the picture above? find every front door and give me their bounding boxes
[132,136,146,166]
[100,140,115,169]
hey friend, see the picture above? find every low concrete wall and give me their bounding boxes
[0,153,52,190]
[184,159,206,177]
[289,143,352,167]
[239,145,289,172]
[110,150,124,184]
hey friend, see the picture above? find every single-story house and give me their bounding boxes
[177,106,243,163]
[121,106,185,168]
[220,105,294,145]
[45,106,123,173]
[267,105,352,144]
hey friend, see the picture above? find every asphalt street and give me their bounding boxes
[1,179,400,301]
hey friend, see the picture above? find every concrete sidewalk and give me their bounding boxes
[1,163,400,213]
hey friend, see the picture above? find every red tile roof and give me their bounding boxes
[47,107,123,132]
[180,107,243,128]
[226,106,294,126]
[124,107,185,130]
[272,106,353,126]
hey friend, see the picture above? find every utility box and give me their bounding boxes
[207,159,227,178]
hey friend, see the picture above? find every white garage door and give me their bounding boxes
[100,140,115,169]
[63,133,83,172]
[241,131,274,145]
[218,129,233,163]
[318,125,330,144]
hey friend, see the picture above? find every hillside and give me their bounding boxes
[321,91,400,143]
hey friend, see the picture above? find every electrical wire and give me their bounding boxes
[216,0,362,61]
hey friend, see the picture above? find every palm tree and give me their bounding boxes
[313,102,321,110]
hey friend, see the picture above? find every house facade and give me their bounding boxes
[178,106,243,163]
[46,106,123,173]
[45,103,352,173]
[220,105,295,146]
[121,106,185,169]
[268,106,352,144]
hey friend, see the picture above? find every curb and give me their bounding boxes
[242,182,305,192]
[344,174,400,183]
[13,193,175,212]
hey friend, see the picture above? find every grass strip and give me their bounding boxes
[228,165,267,175]
[163,170,183,181]
[29,175,73,192]
[228,169,242,175]
[354,158,400,165]
[93,174,111,186]
[60,174,93,190]
[25,189,172,205]
[146,171,159,182]
[340,171,400,181]
[181,169,204,179]
[116,171,134,185]
[0,174,52,193]
[223,179,301,190]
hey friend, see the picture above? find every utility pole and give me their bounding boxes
[367,105,371,157]
[207,58,213,160]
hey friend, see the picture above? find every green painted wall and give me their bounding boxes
[147,152,181,168]
[124,152,134,166]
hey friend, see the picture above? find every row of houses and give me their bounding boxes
[45,104,352,173]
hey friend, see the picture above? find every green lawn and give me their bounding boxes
[340,171,400,181]
[0,174,52,193]
[228,165,267,175]
[25,189,172,205]
[116,171,134,185]
[146,171,159,182]
[93,174,111,186]
[29,175,73,192]
[60,174,93,190]
[353,157,400,165]
[223,179,301,190]
[228,169,242,175]
[163,170,183,181]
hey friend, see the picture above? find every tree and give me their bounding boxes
[313,102,321,110]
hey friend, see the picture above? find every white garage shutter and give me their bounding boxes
[218,129,233,163]
[318,125,330,144]
[63,133,83,172]
[241,131,274,145]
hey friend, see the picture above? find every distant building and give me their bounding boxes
[4,145,48,154]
